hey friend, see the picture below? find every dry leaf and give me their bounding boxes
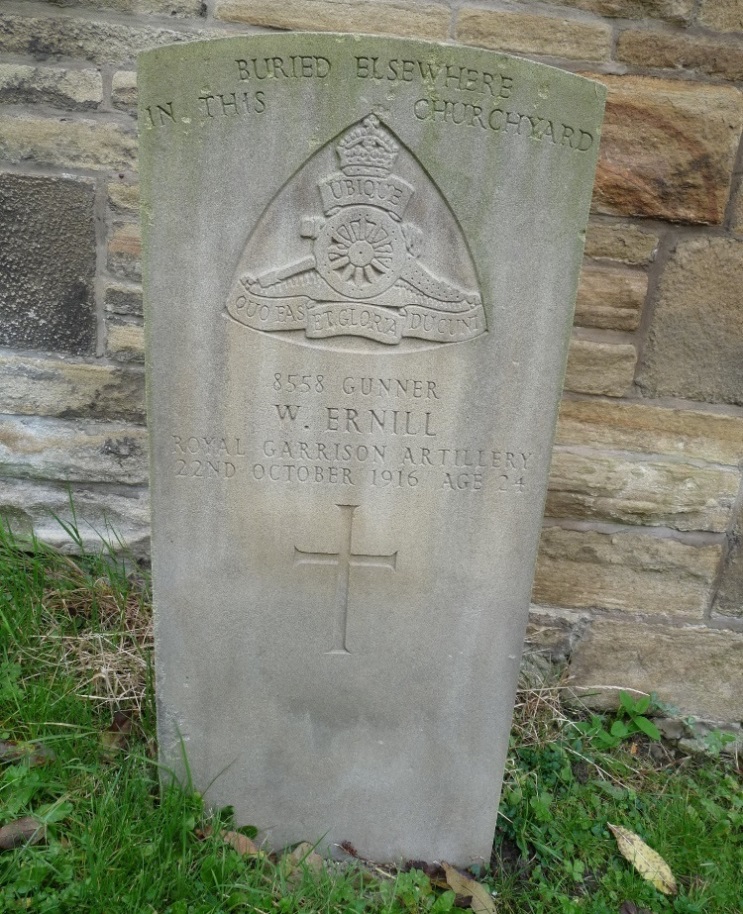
[609,824,677,895]
[283,841,325,885]
[405,860,448,889]
[619,902,653,914]
[0,816,46,851]
[405,860,440,875]
[101,711,134,752]
[289,841,324,873]
[0,739,55,767]
[221,829,261,856]
[442,862,497,914]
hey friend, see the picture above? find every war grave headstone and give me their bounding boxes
[139,33,605,865]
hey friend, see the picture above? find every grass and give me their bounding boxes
[0,520,741,913]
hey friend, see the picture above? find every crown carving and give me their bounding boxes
[337,115,399,177]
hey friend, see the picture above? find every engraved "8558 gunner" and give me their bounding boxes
[273,373,324,393]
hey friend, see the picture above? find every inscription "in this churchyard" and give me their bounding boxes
[144,53,597,154]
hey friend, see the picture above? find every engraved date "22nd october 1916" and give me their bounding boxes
[171,434,532,493]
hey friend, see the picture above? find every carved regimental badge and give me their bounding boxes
[228,115,486,347]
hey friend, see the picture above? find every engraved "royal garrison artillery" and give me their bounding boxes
[227,115,486,347]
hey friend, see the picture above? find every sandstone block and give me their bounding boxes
[584,221,659,265]
[0,13,205,67]
[567,618,743,721]
[107,223,142,282]
[106,320,145,363]
[107,182,140,215]
[0,63,102,110]
[585,73,743,224]
[0,416,148,486]
[546,450,739,532]
[0,114,136,172]
[72,0,203,14]
[0,353,145,423]
[617,29,743,82]
[214,0,451,38]
[457,9,611,60]
[637,236,743,406]
[525,606,590,663]
[564,338,636,396]
[112,71,137,114]
[574,264,646,332]
[104,284,143,318]
[555,398,743,467]
[0,477,150,557]
[549,0,693,21]
[533,526,722,616]
[698,0,743,33]
[712,499,743,618]
[0,174,96,356]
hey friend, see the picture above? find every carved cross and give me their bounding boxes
[294,504,397,654]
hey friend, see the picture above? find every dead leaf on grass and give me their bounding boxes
[0,739,55,767]
[221,829,261,856]
[404,859,447,886]
[283,841,325,885]
[442,862,497,914]
[619,902,653,914]
[609,824,677,895]
[0,816,46,851]
[100,710,134,752]
[194,824,261,857]
[194,824,212,841]
[289,841,324,872]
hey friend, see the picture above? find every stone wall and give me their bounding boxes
[1,0,742,726]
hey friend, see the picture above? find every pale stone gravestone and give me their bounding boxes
[139,34,605,864]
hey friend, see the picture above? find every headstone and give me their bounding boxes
[139,33,605,865]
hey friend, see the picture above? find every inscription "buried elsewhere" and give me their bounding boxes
[145,51,597,158]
